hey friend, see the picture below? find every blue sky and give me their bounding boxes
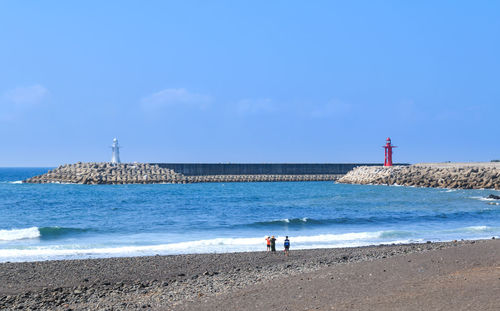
[0,1,499,166]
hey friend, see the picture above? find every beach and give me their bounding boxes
[3,0,500,309]
[1,239,499,310]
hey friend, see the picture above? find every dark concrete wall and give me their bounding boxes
[150,163,407,176]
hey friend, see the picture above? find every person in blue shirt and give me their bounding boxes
[284,236,290,256]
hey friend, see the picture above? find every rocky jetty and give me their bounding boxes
[337,163,500,189]
[23,162,341,185]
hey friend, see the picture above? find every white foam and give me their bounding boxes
[464,225,490,231]
[0,230,399,262]
[7,227,493,262]
[292,231,382,243]
[442,225,497,234]
[276,218,309,223]
[470,196,498,202]
[0,236,414,262]
[0,227,40,241]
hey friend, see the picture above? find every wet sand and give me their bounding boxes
[1,239,499,310]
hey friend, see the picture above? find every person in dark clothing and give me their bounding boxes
[270,236,276,252]
[284,236,290,256]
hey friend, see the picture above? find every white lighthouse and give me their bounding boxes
[111,138,121,164]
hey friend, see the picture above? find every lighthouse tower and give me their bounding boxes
[383,137,397,166]
[111,138,121,164]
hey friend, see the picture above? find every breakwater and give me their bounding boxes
[150,163,385,176]
[337,163,500,190]
[23,162,345,185]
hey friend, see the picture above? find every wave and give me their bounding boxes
[2,225,497,262]
[445,225,495,233]
[39,227,92,239]
[470,196,500,202]
[243,210,500,229]
[464,225,490,231]
[379,230,414,239]
[0,230,414,261]
[253,217,313,226]
[0,239,420,262]
[0,227,40,241]
[0,227,91,241]
[249,217,377,228]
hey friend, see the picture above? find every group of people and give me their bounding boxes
[265,235,290,256]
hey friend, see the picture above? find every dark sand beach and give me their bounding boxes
[1,239,499,310]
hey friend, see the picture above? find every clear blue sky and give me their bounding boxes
[1,1,499,166]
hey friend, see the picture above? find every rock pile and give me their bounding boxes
[23,162,341,185]
[24,162,184,185]
[337,165,500,189]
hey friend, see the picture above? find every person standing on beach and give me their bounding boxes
[266,236,271,251]
[270,236,276,252]
[284,236,290,256]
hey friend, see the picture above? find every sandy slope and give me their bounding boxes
[178,240,500,311]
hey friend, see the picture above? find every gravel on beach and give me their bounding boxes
[1,239,498,310]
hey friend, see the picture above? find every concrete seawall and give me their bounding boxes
[151,163,392,176]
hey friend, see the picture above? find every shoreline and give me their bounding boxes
[1,238,498,310]
[3,226,495,264]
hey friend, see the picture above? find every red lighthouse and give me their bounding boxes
[383,137,397,166]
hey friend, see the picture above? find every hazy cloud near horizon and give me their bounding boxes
[140,88,212,114]
[235,98,275,115]
[0,85,49,121]
[310,100,352,119]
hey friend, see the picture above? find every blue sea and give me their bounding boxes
[1,168,499,262]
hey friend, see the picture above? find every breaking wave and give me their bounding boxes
[0,230,416,262]
[0,227,40,241]
[0,227,91,241]
[244,211,500,229]
[1,225,498,262]
[470,196,500,202]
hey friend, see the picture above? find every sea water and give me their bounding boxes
[1,168,499,262]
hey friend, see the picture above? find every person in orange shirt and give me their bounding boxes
[265,236,271,251]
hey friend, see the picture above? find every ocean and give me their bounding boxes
[1,168,499,262]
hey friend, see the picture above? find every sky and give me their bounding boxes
[0,1,499,166]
